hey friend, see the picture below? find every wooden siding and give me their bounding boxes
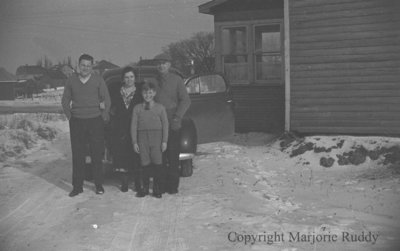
[289,0,400,135]
[231,86,284,132]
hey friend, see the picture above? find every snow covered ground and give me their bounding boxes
[0,122,399,251]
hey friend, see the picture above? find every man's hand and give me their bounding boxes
[170,116,181,131]
[134,143,140,154]
[161,142,167,152]
[102,112,110,122]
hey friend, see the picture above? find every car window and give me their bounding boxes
[186,75,226,94]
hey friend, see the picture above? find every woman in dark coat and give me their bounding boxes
[109,66,142,192]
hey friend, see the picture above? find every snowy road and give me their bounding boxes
[1,126,399,251]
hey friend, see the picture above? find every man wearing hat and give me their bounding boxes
[153,53,191,194]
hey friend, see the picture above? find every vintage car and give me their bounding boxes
[98,65,235,177]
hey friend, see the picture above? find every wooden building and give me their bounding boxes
[0,81,15,100]
[16,65,47,81]
[199,0,400,135]
[0,68,17,100]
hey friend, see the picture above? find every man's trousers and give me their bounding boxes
[69,116,105,189]
[162,129,181,193]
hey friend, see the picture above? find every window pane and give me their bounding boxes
[255,55,281,81]
[223,55,248,83]
[255,25,280,53]
[222,27,247,54]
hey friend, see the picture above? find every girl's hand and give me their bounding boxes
[161,142,167,152]
[99,101,105,110]
[134,143,140,154]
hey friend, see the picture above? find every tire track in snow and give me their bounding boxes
[0,184,61,238]
[121,194,188,251]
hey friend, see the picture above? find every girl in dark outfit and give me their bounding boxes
[109,66,142,192]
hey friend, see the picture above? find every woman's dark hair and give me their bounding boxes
[121,66,137,79]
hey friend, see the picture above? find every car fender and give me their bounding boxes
[180,118,197,154]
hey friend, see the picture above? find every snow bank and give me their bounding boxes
[276,134,400,168]
[0,113,67,162]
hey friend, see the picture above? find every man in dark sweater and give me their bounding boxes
[61,54,111,197]
[154,53,191,194]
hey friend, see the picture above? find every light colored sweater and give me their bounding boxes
[131,102,169,144]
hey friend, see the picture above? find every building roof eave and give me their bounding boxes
[198,0,229,15]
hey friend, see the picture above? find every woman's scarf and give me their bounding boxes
[120,85,136,109]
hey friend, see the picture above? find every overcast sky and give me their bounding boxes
[0,0,213,73]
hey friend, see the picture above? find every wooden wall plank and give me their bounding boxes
[292,104,400,112]
[291,83,400,91]
[293,90,400,98]
[292,13,399,29]
[291,37,399,50]
[291,0,394,14]
[231,86,285,132]
[290,7,397,22]
[292,75,399,84]
[291,0,390,8]
[291,54,400,65]
[292,61,400,71]
[293,111,400,119]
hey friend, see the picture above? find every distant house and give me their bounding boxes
[0,67,17,81]
[15,64,70,96]
[93,60,119,75]
[16,65,47,81]
[0,81,15,100]
[199,0,400,135]
[0,68,17,100]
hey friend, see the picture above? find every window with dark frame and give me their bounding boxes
[221,26,248,84]
[220,22,283,85]
[254,24,282,83]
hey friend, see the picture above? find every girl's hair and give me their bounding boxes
[79,54,94,64]
[142,81,157,92]
[121,66,137,79]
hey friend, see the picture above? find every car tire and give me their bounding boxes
[180,159,193,177]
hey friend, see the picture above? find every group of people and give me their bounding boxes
[61,53,191,199]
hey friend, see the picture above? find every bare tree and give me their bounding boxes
[36,58,43,67]
[35,55,53,69]
[162,32,215,76]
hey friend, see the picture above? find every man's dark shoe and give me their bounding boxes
[135,190,147,198]
[69,188,83,197]
[121,184,128,192]
[120,173,128,192]
[95,185,104,194]
[167,189,178,195]
[152,193,162,199]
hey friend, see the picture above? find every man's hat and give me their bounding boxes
[154,53,172,62]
